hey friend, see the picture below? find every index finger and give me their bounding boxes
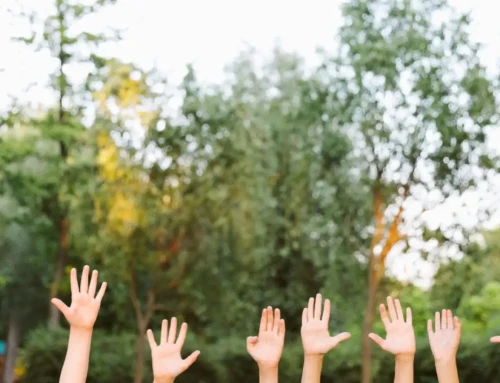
[70,268,79,295]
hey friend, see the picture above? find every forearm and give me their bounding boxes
[259,366,278,383]
[59,328,93,383]
[301,355,323,383]
[394,354,414,383]
[435,359,459,383]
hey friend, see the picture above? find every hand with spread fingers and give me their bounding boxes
[51,266,107,331]
[428,310,461,383]
[247,306,285,383]
[147,318,200,383]
[300,294,350,383]
[301,293,351,356]
[369,297,415,383]
[369,297,416,356]
[54,266,107,383]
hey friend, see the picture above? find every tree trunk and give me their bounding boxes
[361,254,384,383]
[3,313,20,383]
[48,218,70,328]
[134,326,146,383]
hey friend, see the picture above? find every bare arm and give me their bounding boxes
[247,306,285,383]
[368,297,415,383]
[300,294,351,383]
[51,266,107,383]
[428,310,461,383]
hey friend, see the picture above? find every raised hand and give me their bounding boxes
[147,318,200,383]
[51,265,107,330]
[428,310,461,362]
[247,306,286,369]
[301,293,351,356]
[369,296,415,357]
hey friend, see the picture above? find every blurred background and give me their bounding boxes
[1,0,500,382]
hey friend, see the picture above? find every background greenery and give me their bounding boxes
[1,0,500,382]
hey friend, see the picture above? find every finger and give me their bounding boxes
[307,297,314,321]
[394,299,404,321]
[328,332,351,350]
[70,268,79,295]
[427,319,433,335]
[88,270,98,298]
[95,282,107,302]
[168,317,177,343]
[441,309,447,330]
[182,350,200,370]
[259,308,267,334]
[278,319,285,338]
[314,293,322,319]
[386,296,398,321]
[51,298,70,318]
[406,307,412,325]
[454,316,461,331]
[146,329,157,348]
[447,310,453,329]
[273,309,281,334]
[490,336,500,343]
[368,333,385,350]
[80,265,90,293]
[161,319,168,344]
[176,322,188,345]
[435,311,441,331]
[379,304,391,327]
[302,308,308,325]
[246,336,258,352]
[322,299,331,323]
[266,306,273,331]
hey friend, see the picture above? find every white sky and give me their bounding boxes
[1,0,500,288]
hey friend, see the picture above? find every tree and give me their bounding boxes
[10,0,120,328]
[330,0,499,381]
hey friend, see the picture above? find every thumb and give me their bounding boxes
[182,350,200,370]
[368,333,386,350]
[51,298,70,318]
[328,332,351,350]
[490,336,500,343]
[246,336,258,352]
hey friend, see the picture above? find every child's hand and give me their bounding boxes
[301,294,350,356]
[428,310,461,362]
[51,266,107,330]
[148,318,200,383]
[369,297,415,357]
[247,306,286,369]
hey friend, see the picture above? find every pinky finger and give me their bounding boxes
[427,319,433,334]
[146,329,157,349]
[95,282,107,302]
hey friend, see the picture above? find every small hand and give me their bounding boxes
[301,293,351,356]
[247,306,286,369]
[51,266,107,330]
[369,297,415,356]
[147,318,200,382]
[428,309,461,362]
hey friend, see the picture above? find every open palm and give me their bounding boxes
[148,318,200,381]
[51,266,107,330]
[301,294,350,356]
[428,309,461,361]
[369,297,415,356]
[247,306,285,368]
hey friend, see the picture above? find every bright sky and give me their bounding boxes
[1,0,500,288]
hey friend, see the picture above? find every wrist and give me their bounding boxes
[434,356,457,366]
[258,365,278,378]
[69,325,93,334]
[304,354,324,361]
[154,378,175,383]
[395,353,415,363]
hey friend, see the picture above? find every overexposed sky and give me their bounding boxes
[1,0,500,288]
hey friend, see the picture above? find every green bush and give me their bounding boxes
[20,329,500,383]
